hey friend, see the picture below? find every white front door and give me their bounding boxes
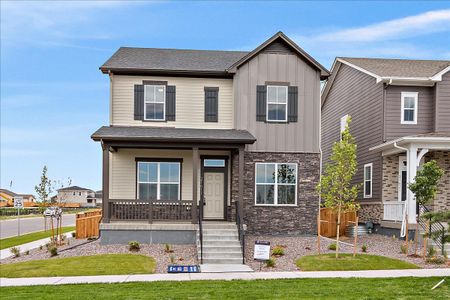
[203,172,225,219]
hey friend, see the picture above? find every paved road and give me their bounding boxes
[0,214,76,239]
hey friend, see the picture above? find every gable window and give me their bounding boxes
[364,163,372,198]
[137,161,180,200]
[144,85,165,121]
[267,86,288,122]
[340,115,349,140]
[401,92,418,124]
[255,163,297,205]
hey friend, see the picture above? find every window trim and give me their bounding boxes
[363,163,373,198]
[340,114,349,140]
[266,85,288,123]
[254,162,298,206]
[144,85,166,121]
[136,160,181,201]
[400,92,418,125]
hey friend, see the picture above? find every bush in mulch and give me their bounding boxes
[266,258,276,268]
[128,241,140,252]
[361,245,368,253]
[328,243,337,251]
[10,247,20,258]
[164,244,174,253]
[49,246,58,257]
[426,256,446,265]
[272,246,285,257]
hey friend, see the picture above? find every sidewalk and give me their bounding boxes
[1,268,449,287]
[0,232,74,260]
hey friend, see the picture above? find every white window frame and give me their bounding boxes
[137,161,181,200]
[144,85,166,121]
[363,163,373,198]
[254,162,297,206]
[266,85,288,122]
[340,114,349,140]
[401,92,418,125]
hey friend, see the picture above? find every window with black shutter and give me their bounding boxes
[134,82,176,121]
[204,87,219,122]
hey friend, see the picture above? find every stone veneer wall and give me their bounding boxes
[382,155,400,203]
[231,151,320,235]
[430,151,450,212]
[359,203,383,224]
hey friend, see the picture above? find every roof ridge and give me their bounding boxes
[118,46,250,54]
[339,57,450,63]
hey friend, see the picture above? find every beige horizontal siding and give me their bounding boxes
[111,75,233,129]
[110,149,231,204]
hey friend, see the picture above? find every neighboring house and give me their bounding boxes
[0,188,36,206]
[56,186,98,207]
[91,31,329,263]
[321,57,450,235]
[87,190,103,206]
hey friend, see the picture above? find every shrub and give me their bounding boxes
[328,243,337,251]
[25,250,30,255]
[426,256,446,265]
[272,246,285,256]
[164,244,173,253]
[128,241,140,252]
[49,246,58,257]
[266,258,276,268]
[169,255,175,264]
[400,243,407,254]
[10,247,20,258]
[427,246,436,258]
[39,245,43,250]
[71,232,76,238]
[361,244,368,253]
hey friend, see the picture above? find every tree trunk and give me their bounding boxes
[336,203,341,259]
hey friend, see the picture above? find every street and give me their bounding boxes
[0,214,76,239]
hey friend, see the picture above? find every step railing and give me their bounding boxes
[235,201,245,264]
[198,199,204,264]
[418,205,446,255]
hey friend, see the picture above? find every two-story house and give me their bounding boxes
[321,57,450,236]
[92,32,329,264]
[56,186,98,207]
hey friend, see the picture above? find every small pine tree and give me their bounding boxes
[317,116,360,258]
[35,166,53,203]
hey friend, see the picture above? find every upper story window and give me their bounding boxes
[144,85,166,121]
[78,192,82,196]
[401,92,418,125]
[267,86,288,122]
[363,163,372,198]
[72,192,75,196]
[340,114,349,140]
[137,161,180,200]
[255,163,297,206]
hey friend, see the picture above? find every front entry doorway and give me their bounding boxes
[201,157,228,220]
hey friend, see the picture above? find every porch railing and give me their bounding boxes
[383,202,405,222]
[108,199,193,222]
[235,201,245,264]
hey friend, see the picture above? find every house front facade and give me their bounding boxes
[92,31,329,259]
[56,186,98,207]
[321,57,450,235]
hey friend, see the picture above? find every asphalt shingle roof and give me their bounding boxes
[101,47,249,73]
[91,126,256,144]
[340,57,450,78]
[58,186,92,192]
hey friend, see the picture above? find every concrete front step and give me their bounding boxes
[202,252,243,259]
[202,258,244,264]
[200,241,242,247]
[202,223,238,230]
[199,246,242,253]
[203,229,239,235]
[202,235,239,242]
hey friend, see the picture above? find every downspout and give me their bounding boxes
[382,80,392,142]
[393,142,409,237]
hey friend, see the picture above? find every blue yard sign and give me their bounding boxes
[167,265,200,273]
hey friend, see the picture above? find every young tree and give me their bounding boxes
[35,166,53,203]
[317,116,360,258]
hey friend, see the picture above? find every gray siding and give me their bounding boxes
[234,53,321,152]
[436,71,450,132]
[384,86,435,141]
[321,64,384,202]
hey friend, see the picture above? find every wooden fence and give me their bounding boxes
[319,207,357,237]
[75,209,102,239]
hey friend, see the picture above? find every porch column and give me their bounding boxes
[102,143,110,223]
[192,147,198,224]
[406,145,418,224]
[238,146,244,224]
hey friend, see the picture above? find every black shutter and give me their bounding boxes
[204,87,219,122]
[134,84,144,120]
[166,85,176,121]
[288,86,298,122]
[256,85,267,121]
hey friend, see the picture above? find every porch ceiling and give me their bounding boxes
[91,126,256,146]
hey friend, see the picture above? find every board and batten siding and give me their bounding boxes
[111,75,233,129]
[435,71,450,132]
[234,53,321,152]
[321,63,384,202]
[109,149,231,205]
[384,85,435,141]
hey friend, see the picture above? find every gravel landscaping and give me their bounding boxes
[1,238,198,274]
[245,234,449,272]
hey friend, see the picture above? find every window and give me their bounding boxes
[144,85,165,121]
[340,115,349,140]
[137,161,180,200]
[401,92,418,124]
[267,86,288,122]
[255,163,297,205]
[203,159,225,167]
[364,163,373,198]
[72,192,75,196]
[78,192,82,196]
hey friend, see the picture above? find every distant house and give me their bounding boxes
[0,188,36,206]
[56,186,100,208]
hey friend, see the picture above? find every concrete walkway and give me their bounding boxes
[0,232,74,259]
[1,268,448,287]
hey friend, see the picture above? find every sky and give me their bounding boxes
[1,1,450,195]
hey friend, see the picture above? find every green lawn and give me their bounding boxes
[0,226,76,250]
[1,277,449,300]
[0,254,156,277]
[296,253,419,271]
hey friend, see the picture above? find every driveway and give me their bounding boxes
[0,214,76,239]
